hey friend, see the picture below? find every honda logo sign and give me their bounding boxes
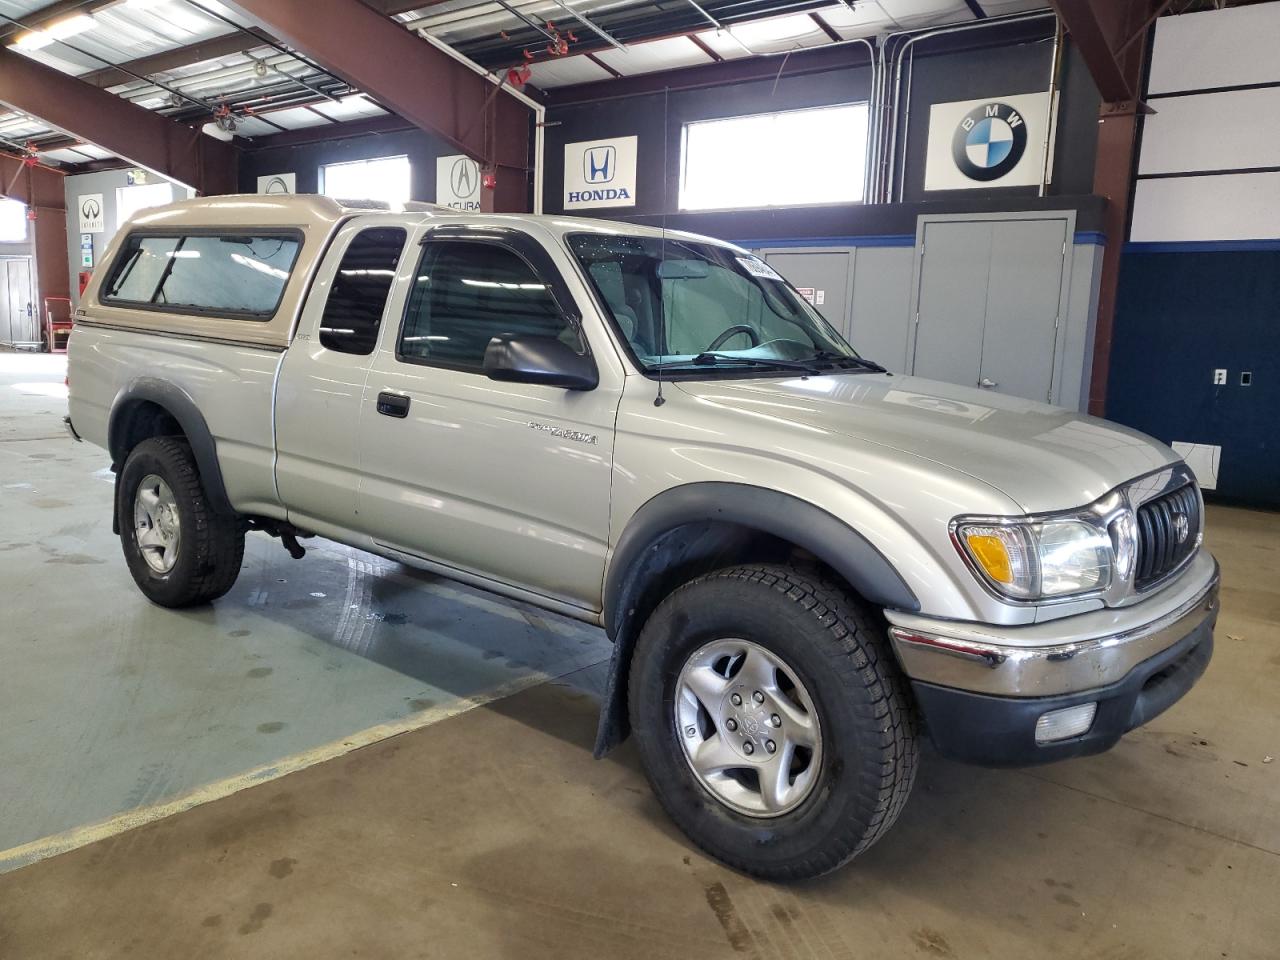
[564,136,636,210]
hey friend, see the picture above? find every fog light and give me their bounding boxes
[1034,703,1097,744]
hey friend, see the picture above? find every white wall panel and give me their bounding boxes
[1139,87,1280,175]
[1148,4,1280,95]
[1131,172,1280,243]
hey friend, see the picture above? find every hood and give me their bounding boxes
[675,373,1178,514]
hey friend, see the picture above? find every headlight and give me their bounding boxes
[953,516,1114,601]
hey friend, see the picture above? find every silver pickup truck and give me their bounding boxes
[66,195,1218,881]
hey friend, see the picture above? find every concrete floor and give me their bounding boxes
[2,352,1279,958]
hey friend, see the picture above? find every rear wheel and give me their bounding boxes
[628,564,918,882]
[118,437,244,608]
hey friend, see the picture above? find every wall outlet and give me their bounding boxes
[1213,368,1227,385]
[1241,371,1253,386]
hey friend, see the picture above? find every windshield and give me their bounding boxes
[566,232,874,376]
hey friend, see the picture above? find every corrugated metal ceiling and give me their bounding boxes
[1,0,1054,167]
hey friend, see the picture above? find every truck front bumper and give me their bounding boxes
[886,552,1219,766]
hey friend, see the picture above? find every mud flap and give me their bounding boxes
[592,640,630,758]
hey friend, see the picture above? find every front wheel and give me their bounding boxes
[628,564,918,882]
[118,437,245,608]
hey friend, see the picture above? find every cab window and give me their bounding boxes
[397,241,582,372]
[319,227,406,355]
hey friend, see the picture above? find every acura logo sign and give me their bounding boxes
[450,157,479,199]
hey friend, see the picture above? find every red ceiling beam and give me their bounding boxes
[0,151,65,209]
[1048,0,1152,102]
[1049,0,1166,416]
[1,151,69,319]
[0,47,237,195]
[219,0,534,212]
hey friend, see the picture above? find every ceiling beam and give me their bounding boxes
[218,0,534,211]
[0,151,65,208]
[79,31,273,89]
[0,46,238,194]
[1048,0,1152,102]
[585,52,624,78]
[687,33,723,62]
[1044,0,1166,417]
[809,11,842,42]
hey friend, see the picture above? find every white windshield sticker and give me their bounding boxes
[736,256,783,282]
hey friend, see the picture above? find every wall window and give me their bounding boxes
[103,232,301,318]
[116,182,174,231]
[0,199,28,243]
[320,156,411,206]
[678,103,869,211]
[398,242,578,372]
[319,227,407,355]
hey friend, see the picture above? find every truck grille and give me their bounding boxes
[1134,483,1201,590]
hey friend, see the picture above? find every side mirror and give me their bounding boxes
[483,334,598,391]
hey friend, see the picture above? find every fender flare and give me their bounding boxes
[107,377,234,517]
[593,482,920,756]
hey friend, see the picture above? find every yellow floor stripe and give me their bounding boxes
[0,654,606,875]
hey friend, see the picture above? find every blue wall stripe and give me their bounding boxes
[1126,239,1280,254]
[1074,231,1107,246]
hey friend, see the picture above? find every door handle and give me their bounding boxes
[979,378,998,389]
[376,392,410,418]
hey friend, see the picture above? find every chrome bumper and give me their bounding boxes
[886,553,1220,698]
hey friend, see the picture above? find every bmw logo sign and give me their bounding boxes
[952,102,1028,182]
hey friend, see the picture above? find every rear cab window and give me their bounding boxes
[103,231,302,319]
[319,227,407,356]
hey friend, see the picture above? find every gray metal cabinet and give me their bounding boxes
[762,250,855,339]
[909,214,1072,405]
[760,247,917,372]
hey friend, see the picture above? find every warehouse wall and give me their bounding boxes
[539,16,1097,225]
[63,169,192,310]
[238,123,459,203]
[1109,4,1280,506]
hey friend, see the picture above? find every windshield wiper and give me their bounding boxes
[689,353,826,375]
[809,350,888,374]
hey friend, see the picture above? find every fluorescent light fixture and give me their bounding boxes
[47,14,95,39]
[12,12,95,50]
[13,31,55,50]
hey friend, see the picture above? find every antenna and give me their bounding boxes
[655,85,670,408]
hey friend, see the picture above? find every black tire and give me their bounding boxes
[117,437,245,608]
[628,564,918,882]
